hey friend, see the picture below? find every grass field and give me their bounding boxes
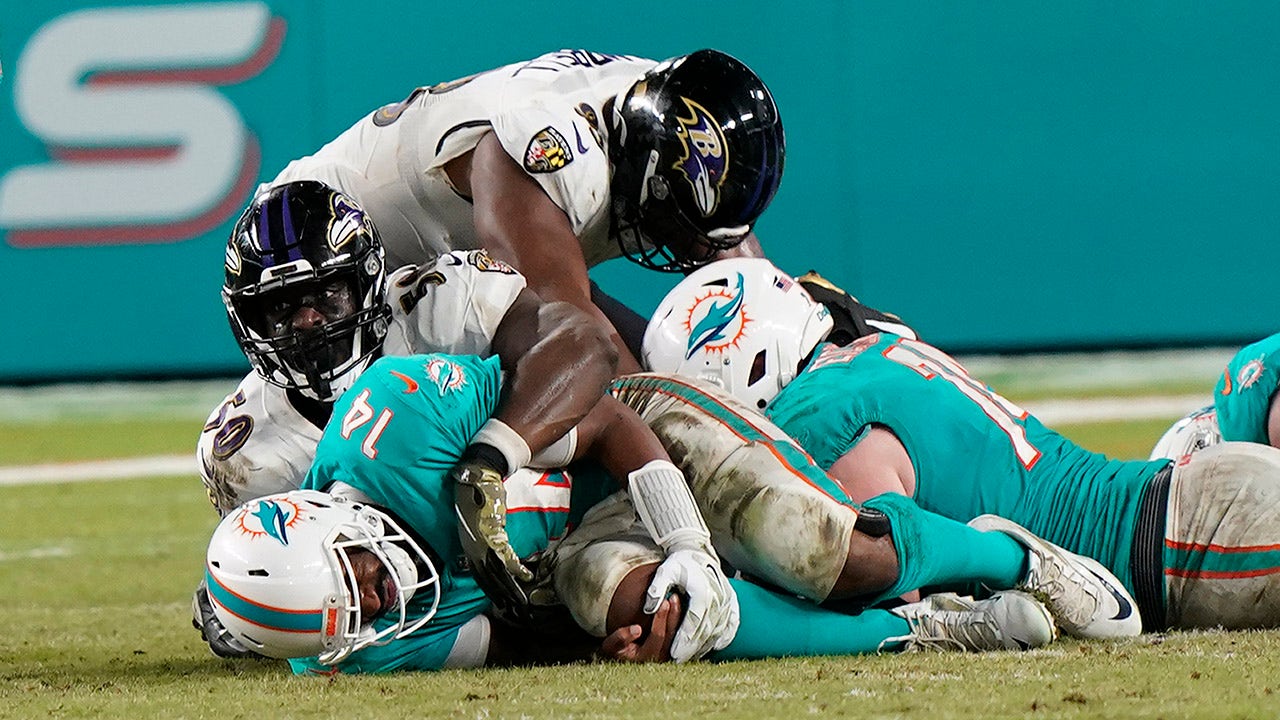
[5,355,1280,720]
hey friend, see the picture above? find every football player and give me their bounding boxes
[253,49,786,371]
[646,258,1280,633]
[195,182,736,662]
[206,352,1147,672]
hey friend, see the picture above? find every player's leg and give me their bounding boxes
[612,373,1042,601]
[1164,442,1280,629]
[611,372,1140,639]
[554,496,1055,658]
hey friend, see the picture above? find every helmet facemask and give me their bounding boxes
[223,181,392,402]
[318,506,440,664]
[205,491,442,665]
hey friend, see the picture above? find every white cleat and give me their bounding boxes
[886,591,1057,652]
[968,514,1142,639]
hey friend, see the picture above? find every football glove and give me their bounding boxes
[452,456,536,623]
[644,545,739,662]
[629,459,740,662]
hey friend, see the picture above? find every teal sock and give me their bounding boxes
[710,579,912,660]
[861,492,1027,602]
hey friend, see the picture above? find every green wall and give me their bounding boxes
[2,1,1277,380]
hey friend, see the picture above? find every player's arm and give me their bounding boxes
[546,394,740,663]
[1214,334,1280,445]
[825,425,917,504]
[486,286,618,454]
[708,232,766,260]
[459,132,642,373]
[451,286,617,615]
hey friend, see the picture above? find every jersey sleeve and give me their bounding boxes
[490,101,611,236]
[197,373,318,515]
[287,614,489,674]
[386,251,527,357]
[1214,332,1280,443]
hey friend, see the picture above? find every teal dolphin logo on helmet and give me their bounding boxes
[685,273,747,359]
[251,500,292,546]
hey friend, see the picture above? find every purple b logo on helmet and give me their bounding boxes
[672,97,729,217]
[328,193,370,252]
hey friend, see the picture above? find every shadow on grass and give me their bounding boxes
[2,653,289,691]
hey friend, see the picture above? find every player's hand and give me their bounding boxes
[600,595,682,663]
[191,579,264,660]
[644,546,739,662]
[451,459,536,620]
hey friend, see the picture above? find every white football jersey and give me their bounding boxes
[265,50,657,269]
[197,250,527,514]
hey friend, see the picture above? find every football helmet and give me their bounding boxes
[643,258,832,410]
[205,490,441,664]
[223,180,392,401]
[1149,405,1222,461]
[609,49,785,272]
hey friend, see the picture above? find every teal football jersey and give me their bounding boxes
[291,353,613,673]
[1215,332,1280,444]
[766,335,1170,590]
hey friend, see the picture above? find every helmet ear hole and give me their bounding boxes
[748,349,768,387]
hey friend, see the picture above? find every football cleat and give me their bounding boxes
[886,591,1056,652]
[968,514,1142,639]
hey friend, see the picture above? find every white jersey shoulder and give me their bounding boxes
[383,249,526,357]
[264,50,655,269]
[197,372,322,515]
[197,250,526,514]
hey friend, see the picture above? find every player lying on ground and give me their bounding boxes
[1150,330,1280,460]
[646,258,1280,632]
[203,352,1146,672]
[196,182,735,661]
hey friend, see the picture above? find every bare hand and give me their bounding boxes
[599,595,682,663]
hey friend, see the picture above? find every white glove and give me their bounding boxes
[629,459,741,663]
[644,545,740,662]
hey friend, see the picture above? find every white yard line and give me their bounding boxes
[0,454,192,486]
[1027,393,1209,425]
[0,546,72,562]
[0,393,1213,487]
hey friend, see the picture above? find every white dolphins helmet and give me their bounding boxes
[1148,405,1222,461]
[204,490,440,664]
[643,258,833,410]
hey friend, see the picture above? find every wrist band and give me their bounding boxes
[472,418,532,475]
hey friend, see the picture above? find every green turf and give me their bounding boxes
[1052,418,1182,461]
[7,383,1280,718]
[5,474,1280,719]
[0,418,196,465]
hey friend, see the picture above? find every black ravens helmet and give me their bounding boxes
[223,180,391,401]
[609,49,785,272]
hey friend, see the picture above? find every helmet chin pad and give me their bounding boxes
[379,540,420,607]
